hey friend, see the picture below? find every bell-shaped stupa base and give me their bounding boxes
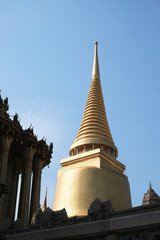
[53,149,132,217]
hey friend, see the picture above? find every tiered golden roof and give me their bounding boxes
[70,42,117,156]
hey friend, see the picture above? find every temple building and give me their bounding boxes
[53,42,132,217]
[0,95,53,226]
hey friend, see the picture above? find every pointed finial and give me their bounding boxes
[92,41,100,80]
[149,181,152,189]
[42,187,47,212]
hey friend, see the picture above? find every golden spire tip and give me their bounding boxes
[92,41,100,79]
[94,41,98,45]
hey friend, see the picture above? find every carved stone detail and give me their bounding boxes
[31,207,68,229]
[88,198,114,221]
[13,114,22,129]
[0,96,9,116]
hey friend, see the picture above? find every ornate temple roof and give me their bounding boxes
[0,94,53,170]
[142,182,160,205]
[70,42,117,154]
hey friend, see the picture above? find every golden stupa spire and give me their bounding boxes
[70,42,117,156]
[53,42,132,217]
[42,188,47,212]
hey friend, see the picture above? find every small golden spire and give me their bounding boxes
[92,41,100,80]
[42,187,47,212]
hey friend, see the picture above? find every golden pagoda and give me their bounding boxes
[53,42,132,217]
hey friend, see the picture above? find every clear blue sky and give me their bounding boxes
[0,0,160,210]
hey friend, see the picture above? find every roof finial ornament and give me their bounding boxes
[149,181,152,189]
[92,41,100,80]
